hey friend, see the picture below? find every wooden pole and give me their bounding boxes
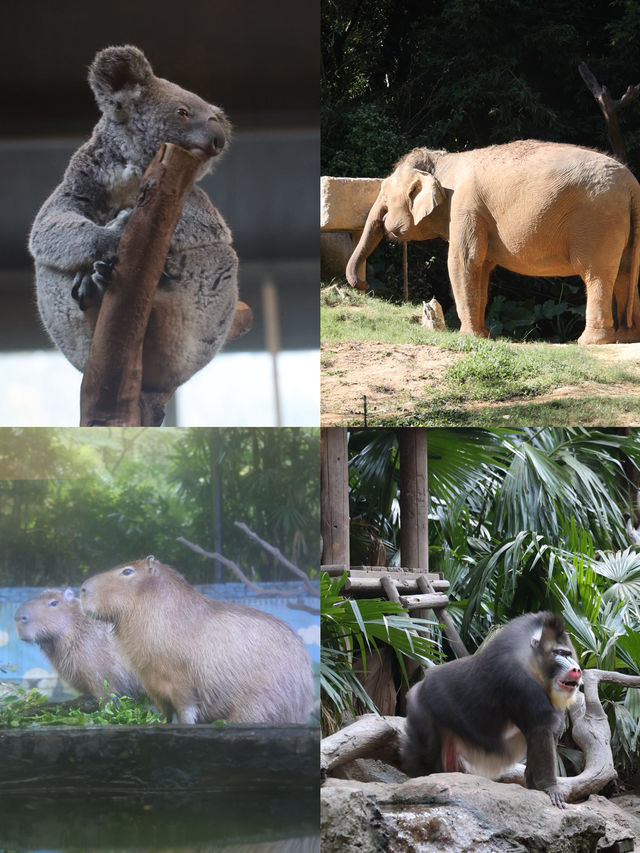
[399,429,428,569]
[398,429,468,656]
[80,143,202,426]
[402,242,409,302]
[321,428,350,571]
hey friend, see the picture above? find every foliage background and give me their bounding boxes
[0,428,319,586]
[340,427,640,772]
[321,0,640,338]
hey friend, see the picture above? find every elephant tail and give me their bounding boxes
[626,185,640,329]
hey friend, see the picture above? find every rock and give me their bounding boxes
[421,299,446,330]
[584,794,640,852]
[321,774,607,853]
[321,232,355,281]
[320,177,382,232]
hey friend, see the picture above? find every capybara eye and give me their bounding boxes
[120,567,135,576]
[49,599,59,607]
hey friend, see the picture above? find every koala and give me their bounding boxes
[29,45,239,423]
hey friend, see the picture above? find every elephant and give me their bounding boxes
[346,140,640,344]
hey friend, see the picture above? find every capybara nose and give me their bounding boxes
[15,613,28,623]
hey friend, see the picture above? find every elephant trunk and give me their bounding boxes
[346,199,386,291]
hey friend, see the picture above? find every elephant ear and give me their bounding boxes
[409,170,445,225]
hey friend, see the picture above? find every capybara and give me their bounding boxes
[79,556,314,724]
[14,588,143,700]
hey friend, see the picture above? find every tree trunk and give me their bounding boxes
[80,143,201,427]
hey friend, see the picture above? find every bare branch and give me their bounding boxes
[234,521,319,596]
[578,62,640,165]
[177,536,293,596]
[287,598,320,615]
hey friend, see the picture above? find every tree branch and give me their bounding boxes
[176,536,318,613]
[578,62,640,165]
[80,143,201,426]
[233,521,319,596]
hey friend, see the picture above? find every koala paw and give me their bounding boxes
[158,251,180,286]
[106,208,132,233]
[72,258,117,311]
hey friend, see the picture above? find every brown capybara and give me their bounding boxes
[14,588,143,700]
[80,556,315,724]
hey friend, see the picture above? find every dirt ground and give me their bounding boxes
[321,340,640,426]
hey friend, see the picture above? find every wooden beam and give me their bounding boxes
[399,592,450,610]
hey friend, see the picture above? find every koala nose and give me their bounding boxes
[208,119,226,154]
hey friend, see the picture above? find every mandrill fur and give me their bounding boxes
[402,611,582,808]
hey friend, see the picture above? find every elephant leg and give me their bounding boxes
[475,261,493,333]
[447,248,489,338]
[578,271,616,345]
[613,259,640,343]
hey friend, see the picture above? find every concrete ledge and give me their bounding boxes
[320,176,381,231]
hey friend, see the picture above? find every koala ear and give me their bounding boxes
[409,170,445,225]
[89,45,154,122]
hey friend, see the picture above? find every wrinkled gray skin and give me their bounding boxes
[29,45,238,416]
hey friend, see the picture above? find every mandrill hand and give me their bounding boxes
[545,784,566,809]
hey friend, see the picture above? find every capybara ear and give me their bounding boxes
[63,588,77,603]
[145,555,160,574]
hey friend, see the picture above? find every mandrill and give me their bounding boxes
[402,611,582,807]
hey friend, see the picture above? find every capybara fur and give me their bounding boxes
[14,588,142,700]
[80,556,314,724]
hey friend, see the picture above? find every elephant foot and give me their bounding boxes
[459,324,490,339]
[616,326,640,344]
[578,325,616,345]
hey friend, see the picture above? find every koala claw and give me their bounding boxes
[71,258,117,310]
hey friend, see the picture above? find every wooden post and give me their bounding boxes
[321,428,350,571]
[399,429,428,569]
[80,143,202,426]
[402,242,409,302]
[398,429,467,656]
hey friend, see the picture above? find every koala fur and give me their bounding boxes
[29,45,238,408]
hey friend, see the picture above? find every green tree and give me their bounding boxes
[0,428,319,586]
[321,0,640,328]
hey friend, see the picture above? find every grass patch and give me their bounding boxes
[386,397,639,427]
[322,286,431,344]
[436,338,631,403]
[321,287,640,426]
